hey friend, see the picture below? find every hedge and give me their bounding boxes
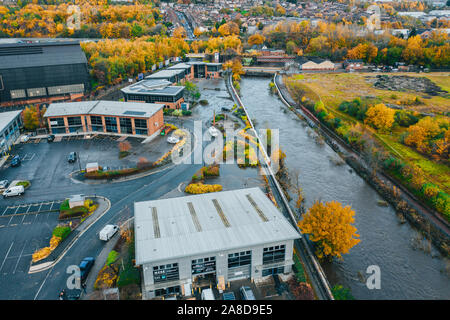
[52,225,71,241]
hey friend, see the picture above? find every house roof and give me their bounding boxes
[121,80,185,96]
[134,187,301,265]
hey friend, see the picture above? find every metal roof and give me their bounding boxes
[44,100,162,118]
[121,80,184,96]
[145,69,185,79]
[134,187,301,265]
[0,110,22,132]
[0,41,87,70]
[167,63,192,70]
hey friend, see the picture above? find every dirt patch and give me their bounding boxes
[367,75,448,96]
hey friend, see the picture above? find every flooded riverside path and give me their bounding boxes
[238,77,450,299]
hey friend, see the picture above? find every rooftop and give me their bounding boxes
[0,110,22,132]
[134,187,301,265]
[0,41,87,70]
[145,69,185,80]
[44,100,162,118]
[167,63,192,70]
[121,80,185,96]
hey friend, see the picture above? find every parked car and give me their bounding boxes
[240,286,256,300]
[68,152,77,163]
[3,185,25,198]
[47,134,55,142]
[208,126,220,137]
[221,106,231,112]
[222,292,236,300]
[10,155,21,167]
[79,257,95,282]
[20,135,30,143]
[99,224,119,241]
[167,136,180,144]
[0,180,9,190]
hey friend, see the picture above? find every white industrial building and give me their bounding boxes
[134,187,301,299]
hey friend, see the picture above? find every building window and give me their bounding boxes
[134,118,147,129]
[90,116,103,132]
[49,117,65,128]
[135,129,148,135]
[153,263,179,283]
[262,267,284,277]
[263,245,285,264]
[119,118,133,134]
[192,257,216,275]
[154,286,180,297]
[10,89,26,99]
[104,117,118,133]
[27,87,46,97]
[228,251,251,268]
[67,116,82,126]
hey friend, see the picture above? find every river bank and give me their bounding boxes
[239,76,450,300]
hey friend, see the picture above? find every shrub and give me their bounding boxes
[52,225,71,241]
[185,183,223,194]
[172,109,183,117]
[199,99,209,105]
[182,110,192,116]
[106,250,119,266]
[16,181,30,188]
[94,265,118,290]
[331,285,354,300]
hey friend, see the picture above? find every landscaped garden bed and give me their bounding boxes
[59,198,98,220]
[32,224,72,263]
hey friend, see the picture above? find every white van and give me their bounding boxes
[2,185,25,198]
[99,224,119,241]
[201,288,215,300]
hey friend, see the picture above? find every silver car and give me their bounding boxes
[0,180,9,190]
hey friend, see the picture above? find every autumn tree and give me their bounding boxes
[22,105,40,130]
[173,26,187,39]
[364,104,395,132]
[218,21,239,36]
[288,278,314,300]
[247,33,265,46]
[298,201,360,260]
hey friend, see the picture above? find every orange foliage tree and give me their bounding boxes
[298,201,360,260]
[364,104,395,133]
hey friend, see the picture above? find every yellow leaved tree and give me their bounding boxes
[298,201,360,260]
[364,103,395,132]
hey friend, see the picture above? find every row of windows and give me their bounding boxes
[10,83,85,99]
[192,257,216,275]
[125,92,183,103]
[263,246,286,265]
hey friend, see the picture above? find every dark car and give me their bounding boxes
[10,155,21,167]
[47,134,55,142]
[68,152,77,163]
[221,106,231,112]
[222,292,236,300]
[79,257,95,282]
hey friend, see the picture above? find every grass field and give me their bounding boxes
[285,72,450,194]
[287,72,450,114]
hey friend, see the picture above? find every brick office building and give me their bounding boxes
[44,100,164,137]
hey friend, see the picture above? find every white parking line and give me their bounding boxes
[12,242,27,274]
[1,207,9,216]
[14,206,20,214]
[0,242,14,273]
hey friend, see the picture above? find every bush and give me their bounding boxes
[172,109,183,117]
[16,181,30,188]
[185,183,223,194]
[199,99,209,105]
[182,110,192,116]
[52,225,71,241]
[395,111,419,127]
[331,285,354,300]
[106,250,119,266]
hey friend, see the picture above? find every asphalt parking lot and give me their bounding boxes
[0,211,60,276]
[0,133,173,197]
[0,199,64,217]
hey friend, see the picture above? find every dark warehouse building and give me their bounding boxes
[0,41,90,107]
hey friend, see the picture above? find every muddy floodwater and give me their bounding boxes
[237,77,450,300]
